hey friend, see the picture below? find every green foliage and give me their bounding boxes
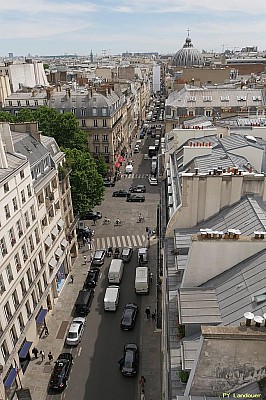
[179,370,189,384]
[96,154,108,177]
[16,109,35,122]
[64,148,104,214]
[43,63,49,70]
[0,111,16,122]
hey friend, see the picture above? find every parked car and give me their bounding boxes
[120,303,138,330]
[119,343,139,376]
[81,211,102,220]
[133,146,140,154]
[66,317,86,346]
[49,353,73,391]
[112,190,129,198]
[92,249,106,266]
[103,179,115,187]
[148,176,158,186]
[83,268,100,289]
[129,185,146,193]
[126,194,145,203]
[120,247,133,262]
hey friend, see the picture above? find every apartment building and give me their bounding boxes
[0,122,77,399]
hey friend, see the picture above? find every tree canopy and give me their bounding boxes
[0,108,104,213]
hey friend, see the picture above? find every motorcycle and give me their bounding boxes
[114,248,120,258]
[102,218,111,225]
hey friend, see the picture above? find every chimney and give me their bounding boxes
[2,122,15,154]
[0,127,8,168]
[244,312,254,326]
[254,315,264,327]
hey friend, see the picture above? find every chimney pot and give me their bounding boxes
[254,315,264,327]
[244,312,254,326]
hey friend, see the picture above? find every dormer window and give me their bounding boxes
[220,96,230,102]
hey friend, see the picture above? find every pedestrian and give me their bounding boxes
[48,352,53,363]
[40,350,45,361]
[44,327,49,337]
[83,255,87,264]
[139,375,146,388]
[70,274,74,284]
[152,310,156,322]
[141,389,146,400]
[82,236,86,246]
[150,272,153,283]
[145,307,151,320]
[32,347,38,359]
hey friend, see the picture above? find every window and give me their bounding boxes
[9,228,16,247]
[31,291,37,309]
[20,170,25,179]
[21,189,26,203]
[18,313,25,333]
[81,109,86,116]
[1,340,9,362]
[0,237,8,257]
[16,220,23,238]
[104,146,109,154]
[220,96,230,102]
[38,193,44,205]
[102,107,107,116]
[4,182,9,193]
[17,100,21,107]
[94,134,99,141]
[26,269,33,285]
[4,302,12,323]
[43,272,47,288]
[103,134,108,141]
[27,184,32,197]
[24,211,30,228]
[8,100,12,106]
[26,100,29,106]
[92,107,97,116]
[37,280,43,297]
[25,300,31,318]
[94,146,99,154]
[4,204,10,219]
[71,108,76,114]
[20,278,27,296]
[34,100,38,106]
[205,110,212,117]
[94,119,98,127]
[203,96,212,102]
[12,290,19,310]
[30,205,36,221]
[82,119,86,127]
[6,264,13,283]
[103,119,107,127]
[33,259,38,275]
[0,275,6,294]
[22,245,28,262]
[14,254,21,272]
[10,325,18,346]
[29,235,34,252]
[12,197,18,212]
[35,228,40,244]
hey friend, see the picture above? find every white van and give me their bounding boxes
[125,164,133,174]
[104,286,120,311]
[108,259,124,284]
[138,247,148,265]
[135,267,149,294]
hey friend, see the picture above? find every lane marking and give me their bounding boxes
[131,235,137,246]
[106,237,111,247]
[78,347,82,357]
[121,236,126,246]
[136,235,142,246]
[111,236,116,247]
[117,236,121,247]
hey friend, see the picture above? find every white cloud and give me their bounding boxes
[0,0,99,14]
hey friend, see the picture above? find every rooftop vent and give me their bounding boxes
[244,312,254,326]
[254,315,264,327]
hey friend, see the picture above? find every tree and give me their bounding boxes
[17,109,35,122]
[63,148,104,214]
[0,112,16,122]
[96,154,108,177]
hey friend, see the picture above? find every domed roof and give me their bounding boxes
[172,34,203,67]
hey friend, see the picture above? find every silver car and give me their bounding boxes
[66,317,86,346]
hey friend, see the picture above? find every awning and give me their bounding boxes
[61,239,68,248]
[36,309,48,324]
[48,257,57,269]
[55,247,63,258]
[18,341,32,359]
[57,218,64,229]
[44,236,53,247]
[51,227,59,237]
[4,368,17,387]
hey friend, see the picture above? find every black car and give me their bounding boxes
[103,179,115,187]
[112,190,129,197]
[83,268,100,289]
[129,185,146,193]
[120,247,133,262]
[126,194,145,203]
[49,353,73,391]
[81,211,102,220]
[121,303,138,330]
[119,343,139,376]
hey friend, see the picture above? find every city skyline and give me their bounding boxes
[0,0,266,57]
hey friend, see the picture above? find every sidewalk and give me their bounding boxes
[21,243,162,400]
[21,250,88,399]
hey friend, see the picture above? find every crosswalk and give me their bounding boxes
[122,173,149,179]
[92,234,149,249]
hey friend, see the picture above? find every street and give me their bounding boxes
[50,133,160,400]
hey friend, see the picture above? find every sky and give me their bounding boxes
[0,0,266,57]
